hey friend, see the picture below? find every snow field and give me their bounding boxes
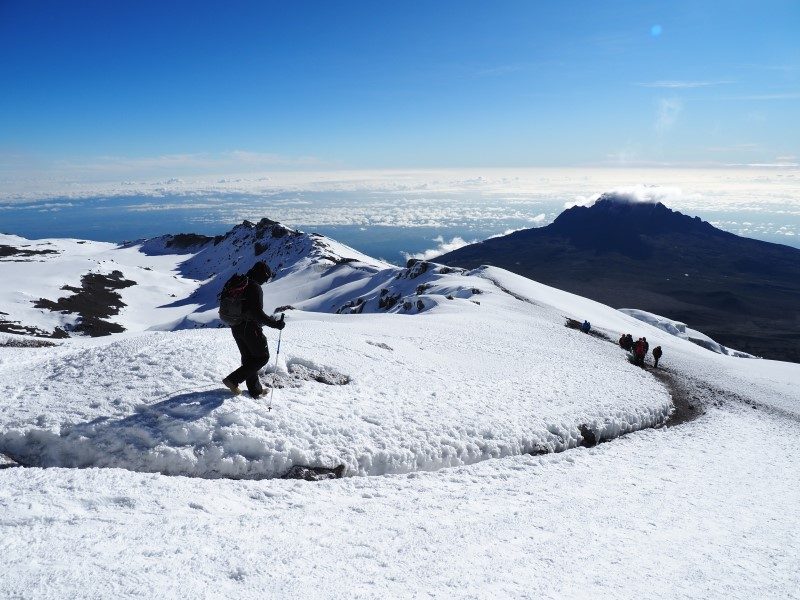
[2,401,797,599]
[478,266,800,416]
[2,238,799,598]
[0,290,672,478]
[0,233,201,335]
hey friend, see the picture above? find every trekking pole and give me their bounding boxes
[267,314,285,412]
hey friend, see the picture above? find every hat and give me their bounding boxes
[248,261,272,283]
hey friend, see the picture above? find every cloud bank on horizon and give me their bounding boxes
[1,167,798,249]
[3,165,799,213]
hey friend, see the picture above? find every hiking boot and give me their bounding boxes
[222,377,241,395]
[250,390,265,399]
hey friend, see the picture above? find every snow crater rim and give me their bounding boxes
[0,408,672,481]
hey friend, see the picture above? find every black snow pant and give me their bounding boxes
[226,321,270,396]
[654,356,660,368]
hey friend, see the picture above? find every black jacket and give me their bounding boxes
[242,281,282,328]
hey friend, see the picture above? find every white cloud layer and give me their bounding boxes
[2,168,799,239]
[402,236,477,261]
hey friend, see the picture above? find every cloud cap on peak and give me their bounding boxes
[564,184,697,209]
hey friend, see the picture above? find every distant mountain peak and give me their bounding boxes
[552,195,716,238]
[438,200,800,362]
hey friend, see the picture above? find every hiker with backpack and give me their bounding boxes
[653,346,663,368]
[580,320,591,334]
[619,333,634,352]
[220,261,285,398]
[633,337,646,366]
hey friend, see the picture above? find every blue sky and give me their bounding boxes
[1,0,798,180]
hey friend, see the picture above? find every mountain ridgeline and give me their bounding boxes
[439,195,800,362]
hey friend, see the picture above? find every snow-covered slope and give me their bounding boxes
[0,272,673,478]
[4,401,797,600]
[619,308,754,357]
[0,232,200,336]
[1,220,487,336]
[2,221,799,598]
[2,221,797,479]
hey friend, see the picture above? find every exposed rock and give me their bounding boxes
[164,233,213,250]
[322,255,360,266]
[0,319,68,339]
[271,225,290,238]
[564,317,612,342]
[366,340,393,351]
[0,244,59,258]
[0,453,20,469]
[378,291,400,310]
[281,464,345,481]
[336,298,366,315]
[578,424,598,447]
[0,337,58,348]
[402,259,430,279]
[437,266,463,275]
[34,270,137,336]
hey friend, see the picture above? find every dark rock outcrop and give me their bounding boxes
[282,464,346,481]
[34,270,137,336]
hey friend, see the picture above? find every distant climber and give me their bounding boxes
[633,337,646,366]
[642,336,649,356]
[220,261,285,398]
[580,320,591,334]
[619,333,634,351]
[653,346,663,368]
